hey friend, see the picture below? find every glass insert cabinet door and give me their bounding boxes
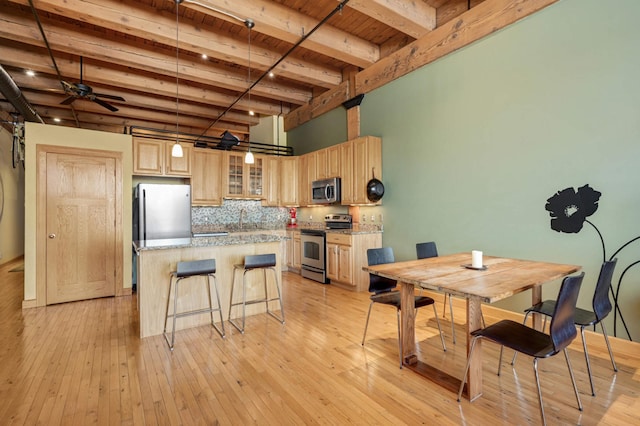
[248,157,263,196]
[225,153,263,198]
[227,154,243,196]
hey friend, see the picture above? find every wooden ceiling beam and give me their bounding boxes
[346,0,436,39]
[356,0,559,95]
[6,0,342,88]
[0,11,312,106]
[283,81,350,131]
[285,0,559,130]
[184,0,379,68]
[9,67,261,127]
[0,45,285,117]
[16,92,250,134]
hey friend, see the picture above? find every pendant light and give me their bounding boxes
[171,1,183,158]
[244,18,255,164]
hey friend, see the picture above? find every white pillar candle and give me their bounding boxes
[472,250,483,268]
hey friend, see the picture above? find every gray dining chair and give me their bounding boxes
[415,242,456,344]
[458,273,585,426]
[513,259,618,396]
[363,247,447,368]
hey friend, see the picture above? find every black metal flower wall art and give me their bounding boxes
[546,185,639,341]
[546,185,601,233]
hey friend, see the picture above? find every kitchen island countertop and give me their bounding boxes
[133,233,287,251]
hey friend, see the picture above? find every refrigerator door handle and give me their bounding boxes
[141,190,146,240]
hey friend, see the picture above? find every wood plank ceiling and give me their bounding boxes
[0,0,556,143]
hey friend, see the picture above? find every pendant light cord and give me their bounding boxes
[175,4,180,141]
[194,0,351,140]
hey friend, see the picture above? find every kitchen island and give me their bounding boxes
[133,233,286,338]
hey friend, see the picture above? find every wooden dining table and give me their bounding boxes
[362,252,580,401]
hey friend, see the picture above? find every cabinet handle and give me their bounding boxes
[48,233,56,239]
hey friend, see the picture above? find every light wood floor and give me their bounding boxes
[1,257,638,425]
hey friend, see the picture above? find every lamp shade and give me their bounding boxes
[171,142,183,158]
[244,150,254,164]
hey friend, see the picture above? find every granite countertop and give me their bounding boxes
[190,222,383,237]
[133,233,286,252]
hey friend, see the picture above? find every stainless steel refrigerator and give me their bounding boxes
[133,183,192,240]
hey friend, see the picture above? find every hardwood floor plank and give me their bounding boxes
[1,260,639,425]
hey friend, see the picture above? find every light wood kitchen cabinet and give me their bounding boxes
[263,156,280,206]
[133,138,192,177]
[326,233,353,286]
[298,152,316,206]
[339,140,355,204]
[326,232,382,291]
[191,148,223,206]
[326,145,341,178]
[316,148,328,179]
[344,136,382,205]
[279,156,299,206]
[315,145,340,180]
[287,230,301,271]
[222,152,265,199]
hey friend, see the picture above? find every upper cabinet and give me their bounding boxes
[340,136,381,205]
[132,138,192,177]
[315,145,341,180]
[263,156,280,206]
[279,156,299,207]
[298,152,316,206]
[222,152,266,199]
[191,148,223,206]
[351,136,382,205]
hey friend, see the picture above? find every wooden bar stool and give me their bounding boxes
[228,253,285,333]
[163,259,225,350]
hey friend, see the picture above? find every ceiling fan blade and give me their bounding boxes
[60,96,77,105]
[93,93,126,102]
[92,97,119,112]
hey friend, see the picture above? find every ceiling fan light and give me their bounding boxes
[172,141,183,157]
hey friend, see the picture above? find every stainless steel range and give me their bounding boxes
[300,214,352,284]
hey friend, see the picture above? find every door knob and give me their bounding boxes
[48,233,56,239]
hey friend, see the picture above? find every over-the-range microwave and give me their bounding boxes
[312,177,341,204]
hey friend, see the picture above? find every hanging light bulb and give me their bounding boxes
[172,1,183,158]
[245,19,255,163]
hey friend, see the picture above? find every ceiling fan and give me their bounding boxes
[60,57,125,112]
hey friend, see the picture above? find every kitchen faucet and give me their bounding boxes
[239,208,247,230]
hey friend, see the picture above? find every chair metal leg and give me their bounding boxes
[457,335,480,402]
[228,268,246,334]
[163,274,177,350]
[431,304,447,352]
[564,348,583,412]
[580,326,596,396]
[442,293,448,318]
[361,301,374,346]
[163,276,182,351]
[533,358,546,426]
[497,345,504,376]
[265,267,285,324]
[600,322,618,372]
[208,274,225,338]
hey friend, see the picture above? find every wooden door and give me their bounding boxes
[45,152,117,304]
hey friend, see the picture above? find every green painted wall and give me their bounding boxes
[289,0,640,341]
[287,107,347,155]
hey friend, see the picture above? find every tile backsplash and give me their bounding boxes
[192,199,289,227]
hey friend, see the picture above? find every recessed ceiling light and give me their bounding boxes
[249,110,255,116]
[53,117,61,123]
[201,54,208,59]
[268,72,275,78]
[25,70,36,77]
